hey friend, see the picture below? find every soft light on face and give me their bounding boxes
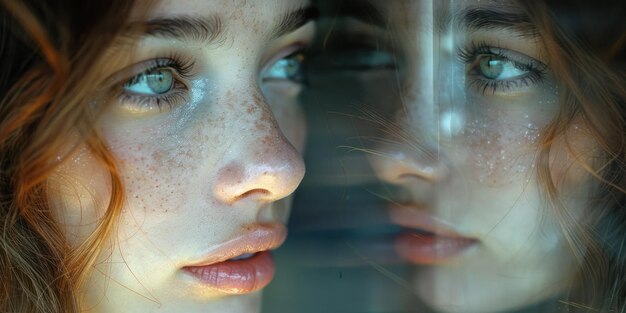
[47,0,314,312]
[364,0,597,312]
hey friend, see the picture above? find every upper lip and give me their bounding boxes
[184,223,287,267]
[388,204,476,240]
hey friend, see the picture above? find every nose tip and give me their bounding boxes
[213,139,305,206]
[369,145,448,185]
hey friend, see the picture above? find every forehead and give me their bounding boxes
[379,0,521,12]
[130,0,310,31]
[372,0,524,27]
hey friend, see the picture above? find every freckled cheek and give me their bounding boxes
[110,126,223,219]
[114,147,180,218]
[454,106,546,187]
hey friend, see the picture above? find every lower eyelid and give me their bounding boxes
[117,82,189,114]
[468,75,544,96]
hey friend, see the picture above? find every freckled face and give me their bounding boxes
[367,0,596,312]
[47,0,312,312]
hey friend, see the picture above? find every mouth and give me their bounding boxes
[182,223,287,294]
[389,205,478,265]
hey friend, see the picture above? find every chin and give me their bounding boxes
[413,266,558,313]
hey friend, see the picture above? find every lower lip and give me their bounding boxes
[183,251,275,294]
[395,232,477,265]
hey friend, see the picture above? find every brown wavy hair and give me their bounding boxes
[522,0,626,311]
[0,0,135,312]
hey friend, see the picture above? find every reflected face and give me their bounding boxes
[361,1,597,312]
[47,1,313,312]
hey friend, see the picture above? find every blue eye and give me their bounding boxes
[459,42,548,94]
[124,68,175,95]
[116,56,194,114]
[477,55,527,80]
[262,52,305,82]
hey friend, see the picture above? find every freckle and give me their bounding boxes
[152,150,163,163]
[225,90,235,109]
[215,161,245,187]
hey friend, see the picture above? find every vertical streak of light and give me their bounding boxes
[416,0,436,152]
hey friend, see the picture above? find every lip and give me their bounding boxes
[389,205,478,265]
[182,223,287,294]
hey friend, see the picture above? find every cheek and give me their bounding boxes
[547,124,599,196]
[457,96,558,187]
[463,108,541,186]
[47,146,112,246]
[105,114,227,222]
[114,143,188,219]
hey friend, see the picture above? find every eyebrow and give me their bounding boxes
[136,6,318,44]
[439,7,538,37]
[334,0,387,27]
[271,6,319,39]
[143,15,224,43]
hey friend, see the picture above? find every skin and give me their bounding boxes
[47,0,312,312]
[361,1,597,312]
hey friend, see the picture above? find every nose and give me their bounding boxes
[213,99,305,206]
[214,142,304,205]
[369,14,451,187]
[369,141,448,186]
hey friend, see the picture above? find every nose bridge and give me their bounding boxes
[405,0,439,140]
[370,0,453,185]
[212,87,305,206]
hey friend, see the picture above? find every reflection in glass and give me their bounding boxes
[265,1,626,312]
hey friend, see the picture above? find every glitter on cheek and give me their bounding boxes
[461,105,543,187]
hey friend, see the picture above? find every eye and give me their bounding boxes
[476,55,527,80]
[116,56,194,115]
[124,68,175,95]
[459,42,548,95]
[262,52,305,82]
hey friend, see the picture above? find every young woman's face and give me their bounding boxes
[361,0,597,312]
[47,0,313,312]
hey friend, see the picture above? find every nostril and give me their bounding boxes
[234,188,271,202]
[397,162,448,183]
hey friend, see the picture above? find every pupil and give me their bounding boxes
[147,69,173,94]
[480,56,503,79]
[285,59,298,76]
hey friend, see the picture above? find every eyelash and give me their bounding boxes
[118,54,195,113]
[457,41,548,95]
[119,48,310,113]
